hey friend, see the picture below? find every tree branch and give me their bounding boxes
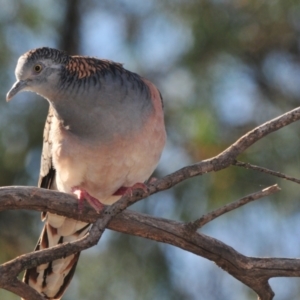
[1,106,300,299]
[149,106,300,193]
[186,184,281,230]
[233,160,300,184]
[1,187,300,300]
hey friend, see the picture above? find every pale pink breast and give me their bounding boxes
[50,80,166,205]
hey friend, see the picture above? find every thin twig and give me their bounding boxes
[186,184,281,230]
[233,160,300,184]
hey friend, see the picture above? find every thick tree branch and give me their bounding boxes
[1,187,300,300]
[1,107,300,300]
[3,279,44,300]
[0,189,139,299]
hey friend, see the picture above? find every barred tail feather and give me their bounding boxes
[22,213,90,300]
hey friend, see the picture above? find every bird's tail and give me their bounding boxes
[22,213,90,300]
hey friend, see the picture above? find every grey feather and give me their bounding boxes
[7,47,166,300]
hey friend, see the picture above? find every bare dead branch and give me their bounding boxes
[1,106,300,299]
[186,184,281,230]
[2,279,45,300]
[0,185,295,300]
[233,160,300,184]
[150,106,300,193]
[0,189,137,299]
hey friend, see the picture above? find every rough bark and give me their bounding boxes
[2,106,300,300]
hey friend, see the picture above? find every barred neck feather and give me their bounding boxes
[58,56,150,96]
[50,58,154,141]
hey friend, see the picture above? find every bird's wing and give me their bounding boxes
[38,105,55,189]
[23,106,90,300]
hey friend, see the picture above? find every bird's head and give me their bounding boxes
[6,47,69,101]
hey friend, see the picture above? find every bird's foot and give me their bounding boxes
[113,182,148,196]
[72,187,104,213]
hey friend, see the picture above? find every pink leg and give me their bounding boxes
[72,187,104,213]
[113,182,148,196]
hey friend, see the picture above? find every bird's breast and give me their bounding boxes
[49,107,166,205]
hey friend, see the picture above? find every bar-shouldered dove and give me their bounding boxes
[6,47,166,299]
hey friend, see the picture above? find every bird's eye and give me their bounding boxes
[33,64,42,73]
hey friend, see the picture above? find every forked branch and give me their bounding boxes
[1,106,300,300]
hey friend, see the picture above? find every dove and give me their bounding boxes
[7,47,166,299]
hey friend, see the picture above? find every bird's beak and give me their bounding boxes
[6,80,28,102]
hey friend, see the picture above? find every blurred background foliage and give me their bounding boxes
[0,0,300,299]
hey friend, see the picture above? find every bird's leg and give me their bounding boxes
[72,187,104,213]
[113,182,149,196]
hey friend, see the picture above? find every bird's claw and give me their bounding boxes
[72,187,104,213]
